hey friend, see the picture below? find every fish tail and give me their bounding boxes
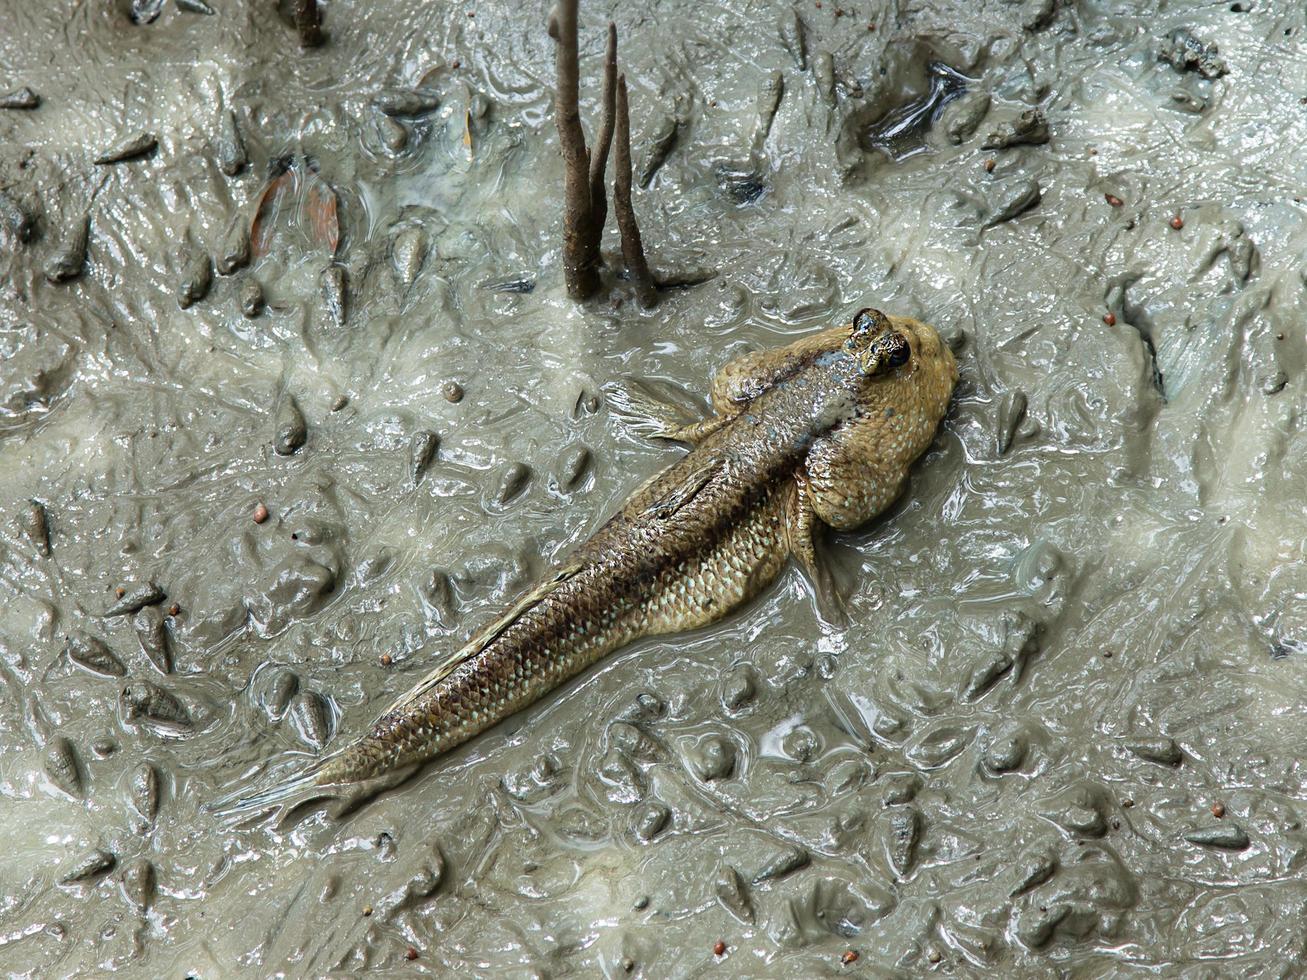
[204,752,348,819]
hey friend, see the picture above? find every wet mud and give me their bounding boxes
[2,0,1307,975]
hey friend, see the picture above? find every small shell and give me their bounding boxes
[0,189,33,243]
[43,216,89,284]
[553,445,590,491]
[120,858,155,913]
[493,462,531,505]
[373,88,440,116]
[0,87,40,110]
[128,761,161,824]
[133,605,172,674]
[217,109,247,176]
[177,251,213,309]
[274,396,307,456]
[240,278,264,317]
[21,499,51,555]
[105,581,165,617]
[391,227,427,290]
[288,690,332,750]
[409,430,439,486]
[65,632,126,678]
[121,680,192,732]
[321,265,348,326]
[216,217,250,275]
[44,736,83,797]
[258,669,299,721]
[94,131,157,165]
[59,848,115,884]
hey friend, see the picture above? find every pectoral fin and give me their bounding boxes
[787,477,847,628]
[604,377,723,443]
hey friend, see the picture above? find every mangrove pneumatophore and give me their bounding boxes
[548,1,656,307]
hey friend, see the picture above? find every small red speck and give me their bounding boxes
[713,940,726,957]
[115,586,126,598]
[1170,214,1184,230]
[983,158,995,172]
[466,10,474,16]
[1123,798,1135,808]
[1104,193,1124,207]
[452,60,461,69]
[406,946,419,961]
[1212,801,1226,818]
[842,950,859,966]
[868,22,876,30]
[362,905,373,917]
[381,653,393,666]
[167,603,180,616]
[1103,649,1113,658]
[1103,312,1116,326]
[835,7,844,15]
[1088,147,1098,155]
[814,1,821,8]
[253,503,269,524]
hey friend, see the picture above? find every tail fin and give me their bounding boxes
[204,756,340,822]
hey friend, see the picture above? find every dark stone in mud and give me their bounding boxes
[240,278,264,317]
[105,581,165,617]
[321,264,348,326]
[1185,825,1250,850]
[177,251,213,309]
[0,87,39,110]
[373,88,441,117]
[217,218,250,275]
[633,801,670,841]
[44,736,83,797]
[121,680,192,732]
[1159,28,1228,79]
[65,631,125,678]
[217,110,247,176]
[716,164,766,205]
[376,114,408,154]
[409,430,439,486]
[714,866,754,924]
[288,690,332,750]
[120,858,156,913]
[0,189,34,243]
[133,605,171,674]
[127,761,160,825]
[22,499,51,555]
[44,215,89,283]
[177,0,215,13]
[885,806,922,877]
[94,131,157,165]
[980,109,1049,150]
[982,726,1028,773]
[1125,736,1182,767]
[597,748,645,803]
[274,396,307,455]
[59,848,115,884]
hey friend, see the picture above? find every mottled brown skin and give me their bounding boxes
[256,311,956,800]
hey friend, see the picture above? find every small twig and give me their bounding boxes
[548,0,601,299]
[294,0,324,47]
[588,22,618,254]
[614,74,657,309]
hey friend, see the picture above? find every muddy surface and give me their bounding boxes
[2,0,1307,975]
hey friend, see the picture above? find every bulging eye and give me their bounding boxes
[886,336,911,367]
[853,307,888,335]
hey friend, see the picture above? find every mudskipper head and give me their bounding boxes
[842,306,958,461]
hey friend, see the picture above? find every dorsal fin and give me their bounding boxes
[378,563,583,717]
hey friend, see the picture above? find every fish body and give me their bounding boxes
[234,311,957,806]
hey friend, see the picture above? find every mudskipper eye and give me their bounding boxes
[885,334,911,368]
[852,307,889,335]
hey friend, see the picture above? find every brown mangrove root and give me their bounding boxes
[614,75,657,309]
